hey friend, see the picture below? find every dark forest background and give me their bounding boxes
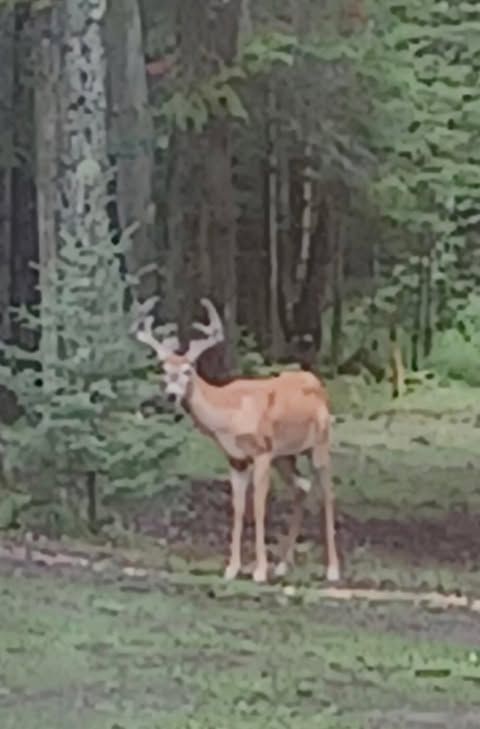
[0,0,479,531]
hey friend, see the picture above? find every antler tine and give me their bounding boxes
[186,298,225,362]
[134,315,179,361]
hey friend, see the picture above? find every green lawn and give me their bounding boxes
[1,379,480,728]
[1,566,480,729]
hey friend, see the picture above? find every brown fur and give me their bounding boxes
[163,357,340,583]
[134,301,339,583]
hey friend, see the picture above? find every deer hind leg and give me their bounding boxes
[273,456,309,578]
[252,452,272,583]
[224,462,251,581]
[312,423,340,583]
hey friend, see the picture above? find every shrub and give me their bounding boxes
[0,180,183,534]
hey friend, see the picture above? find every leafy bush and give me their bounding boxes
[425,294,480,386]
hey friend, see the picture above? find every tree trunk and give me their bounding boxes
[206,117,238,373]
[281,149,312,336]
[168,0,242,378]
[278,142,322,366]
[389,323,405,398]
[11,4,38,350]
[34,3,62,376]
[296,142,313,302]
[34,0,109,382]
[0,2,14,341]
[423,251,433,358]
[411,256,423,372]
[59,0,109,239]
[266,85,283,358]
[329,195,344,375]
[106,0,156,298]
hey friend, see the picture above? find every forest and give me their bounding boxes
[1,1,480,728]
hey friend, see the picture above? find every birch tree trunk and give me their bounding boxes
[59,0,109,240]
[423,250,433,358]
[280,146,318,361]
[0,2,14,341]
[34,0,109,382]
[106,0,155,298]
[328,194,344,374]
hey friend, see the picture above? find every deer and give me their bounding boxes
[132,298,340,584]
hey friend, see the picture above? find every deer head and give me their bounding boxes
[133,298,224,407]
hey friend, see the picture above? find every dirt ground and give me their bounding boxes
[125,476,480,581]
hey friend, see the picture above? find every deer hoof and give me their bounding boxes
[224,563,241,581]
[326,564,340,582]
[274,561,288,578]
[253,564,268,583]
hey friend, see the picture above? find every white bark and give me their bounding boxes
[34,0,109,383]
[60,0,109,241]
[295,143,313,290]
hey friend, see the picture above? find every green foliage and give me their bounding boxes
[0,180,183,532]
[238,30,296,74]
[146,0,480,380]
[2,566,480,729]
[365,0,480,334]
[159,31,296,134]
[425,293,480,386]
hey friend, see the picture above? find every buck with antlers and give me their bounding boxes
[133,298,340,584]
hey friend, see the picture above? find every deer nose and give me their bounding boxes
[166,392,177,404]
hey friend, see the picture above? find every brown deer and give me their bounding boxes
[133,298,340,583]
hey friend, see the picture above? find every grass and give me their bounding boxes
[2,377,480,728]
[1,566,480,729]
[163,376,480,500]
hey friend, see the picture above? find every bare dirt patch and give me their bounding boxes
[131,477,480,570]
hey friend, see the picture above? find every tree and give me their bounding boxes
[106,0,156,298]
[163,0,245,376]
[0,0,14,342]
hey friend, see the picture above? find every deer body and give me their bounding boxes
[186,369,327,458]
[133,300,340,584]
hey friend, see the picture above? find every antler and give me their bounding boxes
[134,315,179,360]
[131,298,179,360]
[132,297,223,363]
[185,298,224,362]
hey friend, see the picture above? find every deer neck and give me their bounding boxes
[184,373,230,434]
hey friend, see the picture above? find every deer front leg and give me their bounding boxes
[252,452,272,583]
[224,464,251,580]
